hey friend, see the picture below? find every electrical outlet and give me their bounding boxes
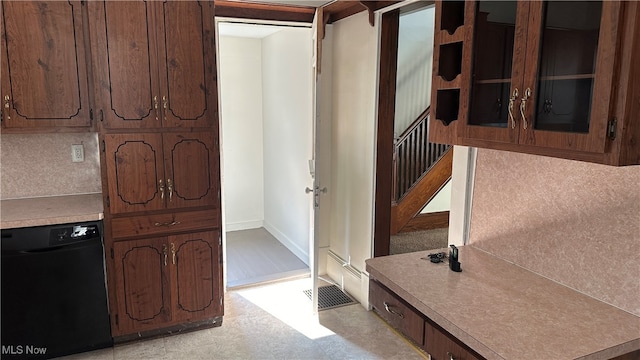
[71,144,84,162]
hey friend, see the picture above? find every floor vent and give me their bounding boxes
[304,285,357,311]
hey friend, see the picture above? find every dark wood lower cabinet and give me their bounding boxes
[425,321,481,360]
[112,230,222,337]
[369,279,484,360]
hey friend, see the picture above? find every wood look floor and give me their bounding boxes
[226,227,309,288]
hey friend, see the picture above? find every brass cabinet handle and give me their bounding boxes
[162,95,168,118]
[153,220,181,227]
[158,179,165,200]
[508,88,518,129]
[162,244,168,266]
[167,178,173,202]
[383,301,404,318]
[153,96,159,121]
[3,95,10,121]
[447,352,455,360]
[520,87,531,130]
[171,243,176,265]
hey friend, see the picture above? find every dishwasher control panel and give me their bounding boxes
[49,225,100,246]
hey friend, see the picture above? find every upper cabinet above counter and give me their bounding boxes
[1,1,93,132]
[430,0,640,166]
[0,1,218,133]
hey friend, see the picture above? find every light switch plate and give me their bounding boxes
[71,144,84,162]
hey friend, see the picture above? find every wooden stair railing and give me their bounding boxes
[391,107,452,234]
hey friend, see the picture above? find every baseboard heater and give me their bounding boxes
[327,250,362,280]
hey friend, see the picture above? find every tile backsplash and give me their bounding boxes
[0,133,102,199]
[469,149,640,316]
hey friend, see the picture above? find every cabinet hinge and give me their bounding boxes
[101,140,106,153]
[106,196,110,208]
[110,248,114,259]
[607,118,617,140]
[90,109,94,121]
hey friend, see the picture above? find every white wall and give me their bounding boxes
[421,179,451,213]
[219,36,265,231]
[262,28,314,264]
[327,11,379,304]
[394,5,435,136]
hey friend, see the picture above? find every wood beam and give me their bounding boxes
[215,0,315,23]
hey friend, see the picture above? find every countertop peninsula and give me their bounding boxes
[366,246,640,360]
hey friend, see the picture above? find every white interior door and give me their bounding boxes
[308,8,326,315]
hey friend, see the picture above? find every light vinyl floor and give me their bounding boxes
[59,278,427,360]
[226,227,309,288]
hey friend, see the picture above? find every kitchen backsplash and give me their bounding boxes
[0,133,102,199]
[469,148,640,317]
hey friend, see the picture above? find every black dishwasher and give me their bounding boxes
[1,221,113,359]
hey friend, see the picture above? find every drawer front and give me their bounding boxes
[425,321,482,360]
[111,210,219,239]
[369,279,424,346]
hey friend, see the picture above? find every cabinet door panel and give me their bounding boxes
[519,1,620,152]
[163,132,219,209]
[113,237,171,336]
[425,322,481,360]
[170,231,222,322]
[465,0,529,144]
[156,1,215,128]
[1,1,90,128]
[88,1,161,129]
[105,133,165,214]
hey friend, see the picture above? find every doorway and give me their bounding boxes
[216,21,314,289]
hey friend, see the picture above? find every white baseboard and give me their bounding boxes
[224,220,264,232]
[326,250,368,307]
[263,221,310,266]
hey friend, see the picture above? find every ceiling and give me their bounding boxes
[243,0,330,7]
[218,22,289,38]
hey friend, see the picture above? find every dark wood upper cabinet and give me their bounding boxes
[0,1,91,128]
[104,132,219,215]
[88,1,215,129]
[163,132,219,210]
[431,0,640,165]
[104,133,166,214]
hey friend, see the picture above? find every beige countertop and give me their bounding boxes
[0,193,104,229]
[366,246,640,360]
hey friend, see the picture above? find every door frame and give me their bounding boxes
[214,16,319,299]
[373,1,476,257]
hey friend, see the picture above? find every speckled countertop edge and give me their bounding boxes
[0,193,104,229]
[366,246,640,360]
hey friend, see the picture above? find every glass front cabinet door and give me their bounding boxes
[431,0,627,157]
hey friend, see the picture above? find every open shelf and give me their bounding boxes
[439,42,463,82]
[436,89,460,125]
[440,1,465,35]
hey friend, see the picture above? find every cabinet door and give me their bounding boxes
[518,1,620,152]
[88,1,162,129]
[425,322,481,360]
[169,231,222,323]
[163,132,219,210]
[0,1,91,128]
[155,1,216,128]
[104,133,166,214]
[465,0,529,144]
[112,237,172,335]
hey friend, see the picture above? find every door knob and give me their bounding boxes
[305,187,313,194]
